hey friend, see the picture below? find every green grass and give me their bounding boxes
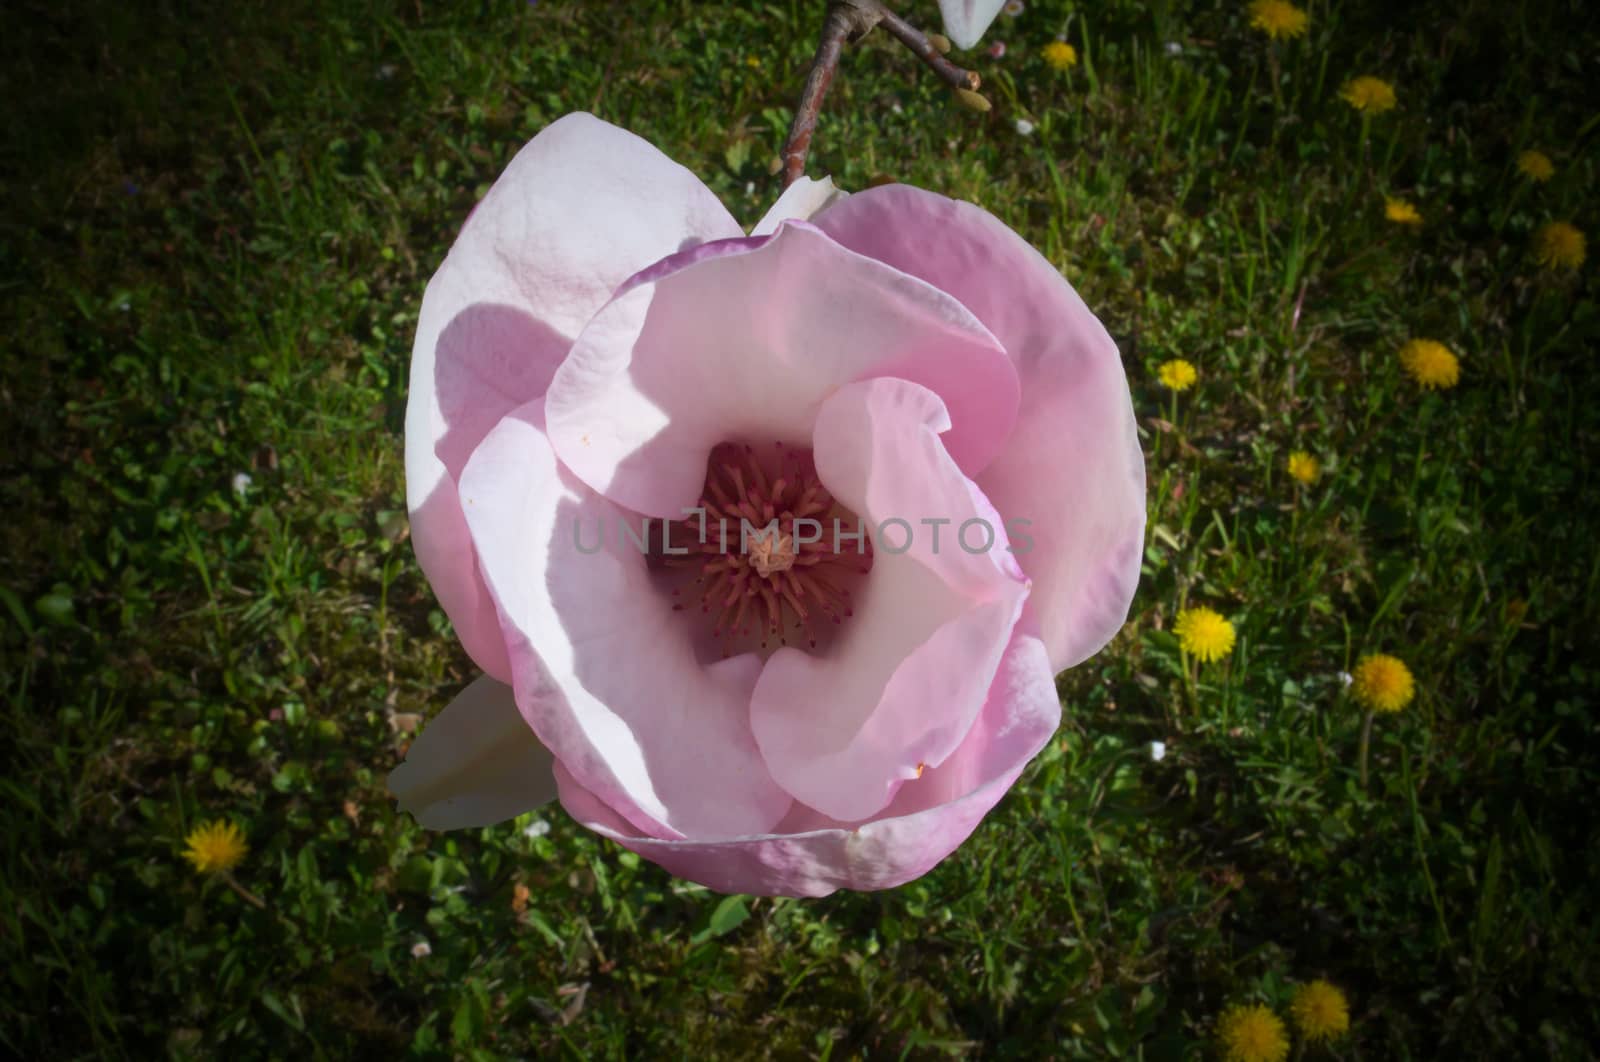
[3,0,1597,1057]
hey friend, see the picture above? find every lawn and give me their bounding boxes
[3,0,1597,1057]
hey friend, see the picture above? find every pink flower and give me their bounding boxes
[389,114,1145,897]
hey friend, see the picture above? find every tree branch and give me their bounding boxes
[781,5,862,188]
[780,0,983,189]
[875,5,981,92]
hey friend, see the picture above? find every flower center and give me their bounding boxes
[748,529,796,577]
[661,442,872,655]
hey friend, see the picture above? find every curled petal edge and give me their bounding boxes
[556,629,1061,897]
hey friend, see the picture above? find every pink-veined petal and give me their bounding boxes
[457,399,792,841]
[558,628,1060,896]
[750,378,1029,822]
[407,112,742,679]
[814,184,1146,671]
[544,221,1020,518]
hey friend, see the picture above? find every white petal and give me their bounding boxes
[458,400,794,841]
[388,674,557,830]
[406,112,742,680]
[939,0,1007,49]
[751,176,849,236]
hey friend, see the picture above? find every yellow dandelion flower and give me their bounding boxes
[1533,221,1586,270]
[1042,40,1078,70]
[1352,654,1414,713]
[1339,76,1397,114]
[1158,358,1198,391]
[181,819,249,875]
[1175,606,1236,663]
[1291,980,1351,1042]
[1384,197,1422,226]
[1248,0,1309,41]
[1399,338,1460,390]
[1215,1004,1290,1062]
[1286,450,1320,485]
[1516,150,1554,182]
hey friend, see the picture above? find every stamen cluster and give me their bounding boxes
[667,443,872,652]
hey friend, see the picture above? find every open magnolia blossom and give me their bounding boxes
[390,113,1145,897]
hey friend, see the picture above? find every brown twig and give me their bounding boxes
[780,0,982,189]
[875,5,981,92]
[781,4,861,188]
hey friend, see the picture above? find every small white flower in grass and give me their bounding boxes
[1165,40,1183,56]
[523,818,551,839]
[231,472,252,498]
[1150,740,1167,762]
[1014,118,1036,136]
[1337,671,1353,687]
[1003,0,1024,15]
[410,940,432,958]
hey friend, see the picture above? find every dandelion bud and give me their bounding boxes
[927,32,953,54]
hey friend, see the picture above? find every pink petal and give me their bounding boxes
[544,221,1020,518]
[751,176,849,236]
[457,399,792,840]
[814,185,1145,671]
[407,113,742,679]
[938,0,1007,49]
[387,674,557,830]
[558,628,1060,896]
[750,378,1029,822]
